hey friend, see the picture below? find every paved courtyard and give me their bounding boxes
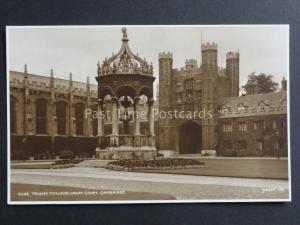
[10,167,289,201]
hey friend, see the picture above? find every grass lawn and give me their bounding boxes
[11,183,176,201]
[133,158,289,179]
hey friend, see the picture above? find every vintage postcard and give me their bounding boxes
[6,25,290,204]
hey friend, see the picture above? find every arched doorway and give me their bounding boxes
[179,121,202,154]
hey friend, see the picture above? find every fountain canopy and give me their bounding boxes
[95,27,157,160]
[97,27,153,77]
[96,27,155,100]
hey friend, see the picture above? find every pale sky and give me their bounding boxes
[8,25,289,94]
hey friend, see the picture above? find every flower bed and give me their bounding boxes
[106,158,206,171]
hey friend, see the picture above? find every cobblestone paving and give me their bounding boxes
[11,167,289,200]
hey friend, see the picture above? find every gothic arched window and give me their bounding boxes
[10,96,17,134]
[56,101,67,135]
[36,99,47,134]
[75,103,85,135]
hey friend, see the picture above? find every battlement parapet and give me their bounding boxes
[218,67,226,77]
[29,81,49,88]
[159,51,173,59]
[226,51,239,59]
[201,42,218,51]
[185,59,198,67]
[55,84,68,91]
[10,78,25,86]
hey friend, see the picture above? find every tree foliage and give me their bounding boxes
[242,73,279,94]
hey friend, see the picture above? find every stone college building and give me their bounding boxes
[9,28,288,160]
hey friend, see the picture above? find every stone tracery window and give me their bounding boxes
[56,101,67,135]
[36,99,47,134]
[10,96,17,134]
[74,103,85,135]
[184,78,194,90]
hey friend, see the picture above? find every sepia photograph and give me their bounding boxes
[6,25,290,204]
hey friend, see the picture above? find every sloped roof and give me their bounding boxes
[218,91,287,118]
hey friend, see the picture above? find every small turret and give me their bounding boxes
[185,59,197,70]
[50,69,55,104]
[86,76,90,95]
[281,77,287,91]
[23,64,29,103]
[158,51,173,85]
[245,77,259,95]
[201,42,218,69]
[201,42,218,51]
[24,64,28,74]
[69,72,73,92]
[158,51,173,60]
[226,51,240,97]
[226,51,239,59]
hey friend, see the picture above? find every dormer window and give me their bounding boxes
[237,102,248,112]
[281,98,287,105]
[258,101,269,111]
[221,105,232,115]
[279,98,287,111]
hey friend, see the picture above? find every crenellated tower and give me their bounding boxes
[201,42,218,150]
[185,59,198,70]
[158,51,174,151]
[201,42,218,68]
[226,51,240,97]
